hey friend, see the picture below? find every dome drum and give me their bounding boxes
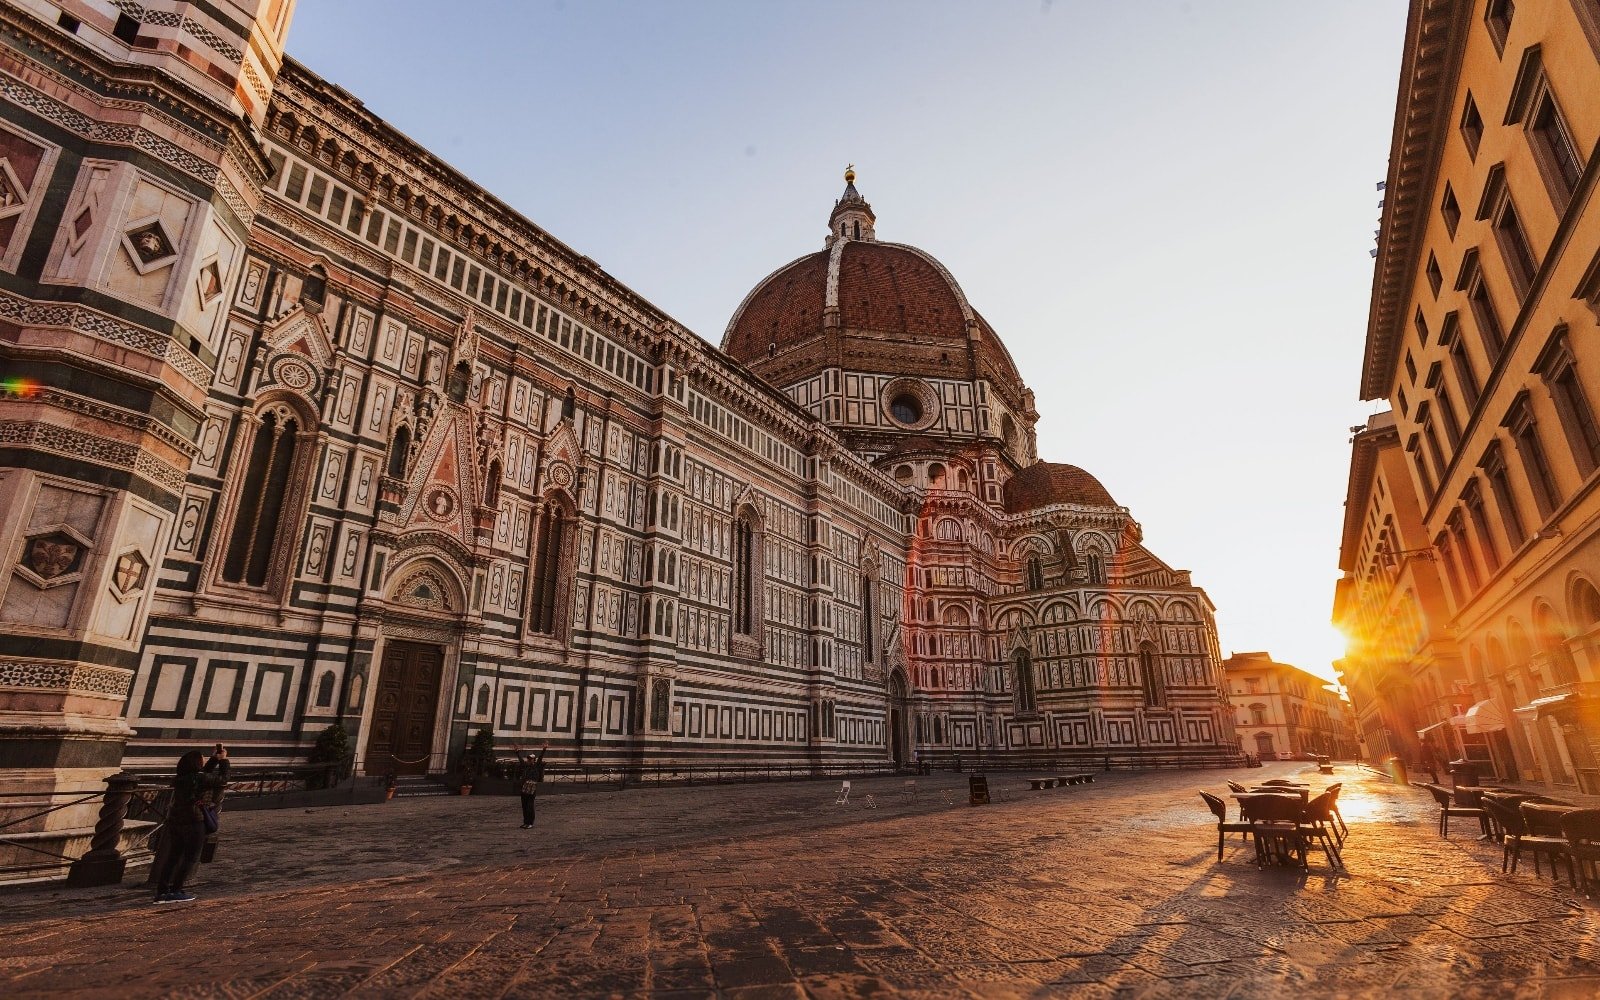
[881,377,940,432]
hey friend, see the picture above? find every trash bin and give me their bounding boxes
[1448,759,1481,787]
[1381,755,1408,785]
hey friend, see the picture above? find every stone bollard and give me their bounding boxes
[66,772,141,887]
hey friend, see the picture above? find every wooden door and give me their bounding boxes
[366,641,443,775]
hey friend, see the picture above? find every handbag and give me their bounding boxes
[519,780,537,795]
[195,800,220,835]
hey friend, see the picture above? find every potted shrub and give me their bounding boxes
[307,723,350,790]
[460,728,495,795]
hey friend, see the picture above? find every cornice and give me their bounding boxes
[272,60,692,360]
[1361,0,1474,401]
[1337,418,1398,571]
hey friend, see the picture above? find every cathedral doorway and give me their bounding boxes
[366,641,444,775]
[889,669,910,766]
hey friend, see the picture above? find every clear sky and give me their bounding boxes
[285,1,1408,683]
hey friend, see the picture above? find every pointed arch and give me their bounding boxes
[860,555,881,666]
[301,263,328,312]
[731,497,766,651]
[446,361,471,403]
[1012,647,1038,714]
[213,393,319,595]
[484,458,502,509]
[387,423,411,479]
[384,554,469,614]
[528,491,578,638]
[1138,641,1165,707]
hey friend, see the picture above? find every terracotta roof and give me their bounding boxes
[721,250,829,362]
[1003,462,1118,512]
[722,239,1023,393]
[836,242,965,339]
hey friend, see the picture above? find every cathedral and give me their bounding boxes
[0,2,1240,800]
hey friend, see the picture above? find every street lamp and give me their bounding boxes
[1380,547,1435,570]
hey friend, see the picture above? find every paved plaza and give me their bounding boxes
[3,763,1600,998]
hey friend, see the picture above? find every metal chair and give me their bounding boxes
[1199,790,1256,863]
[1297,790,1345,870]
[1324,782,1349,841]
[1240,793,1308,869]
[1558,808,1600,894]
[1424,783,1485,839]
[1480,797,1562,877]
[1520,802,1578,888]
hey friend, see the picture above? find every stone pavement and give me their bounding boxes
[3,763,1600,998]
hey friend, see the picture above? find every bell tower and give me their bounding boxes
[0,0,298,859]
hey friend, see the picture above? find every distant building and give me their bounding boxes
[1223,652,1360,760]
[1338,0,1600,793]
[1333,412,1463,770]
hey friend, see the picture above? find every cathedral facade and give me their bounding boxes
[0,2,1239,797]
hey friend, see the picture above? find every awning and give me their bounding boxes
[1463,699,1506,734]
[1513,692,1579,720]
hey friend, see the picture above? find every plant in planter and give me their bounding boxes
[460,728,495,794]
[307,723,350,790]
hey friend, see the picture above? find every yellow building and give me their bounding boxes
[1341,0,1600,792]
[1222,652,1360,761]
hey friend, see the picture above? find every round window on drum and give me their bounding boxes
[889,393,923,425]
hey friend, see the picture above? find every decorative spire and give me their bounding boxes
[827,165,876,246]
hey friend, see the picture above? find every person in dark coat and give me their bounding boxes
[517,743,548,829]
[151,750,216,903]
[199,743,230,865]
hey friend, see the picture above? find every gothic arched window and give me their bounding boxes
[447,362,471,403]
[484,459,502,509]
[1013,649,1037,714]
[1086,551,1106,585]
[733,510,759,636]
[861,572,875,662]
[650,678,671,730]
[387,425,410,478]
[223,407,302,587]
[1139,643,1165,707]
[1026,555,1044,591]
[302,265,327,312]
[315,671,335,708]
[529,503,569,635]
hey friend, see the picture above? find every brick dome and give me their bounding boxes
[1003,462,1120,512]
[720,175,1025,408]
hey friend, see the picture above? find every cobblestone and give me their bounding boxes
[3,763,1599,997]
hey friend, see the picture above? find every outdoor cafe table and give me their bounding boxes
[1245,786,1311,801]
